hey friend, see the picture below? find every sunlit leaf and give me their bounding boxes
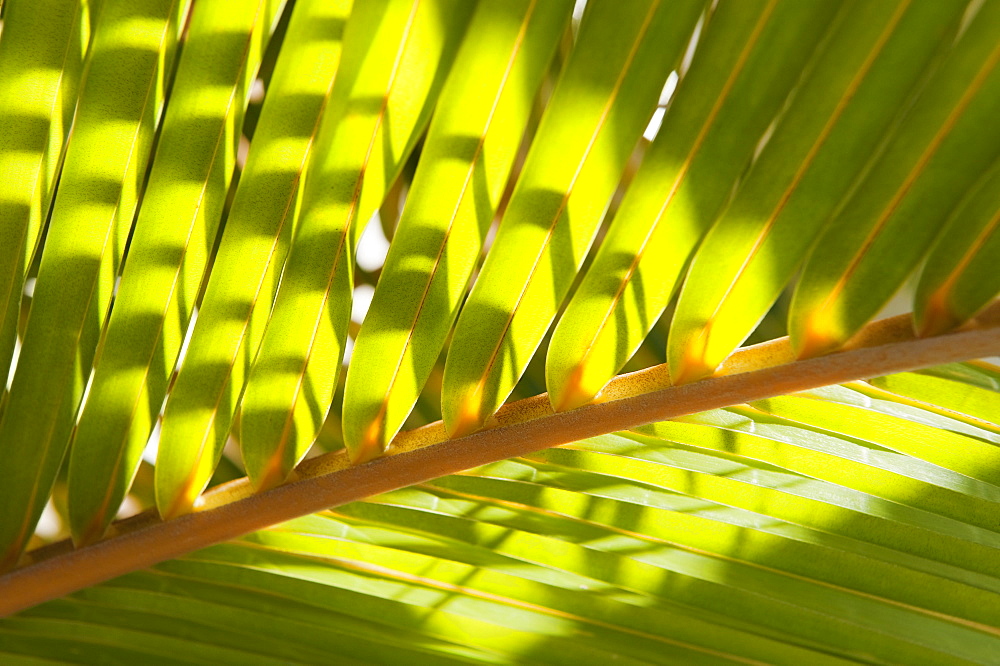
[868,370,1000,430]
[0,1,998,657]
[153,0,352,514]
[342,0,574,464]
[7,368,1000,663]
[0,0,188,569]
[668,0,967,382]
[915,156,1000,336]
[442,0,705,437]
[0,0,98,399]
[547,0,843,406]
[65,0,285,545]
[237,0,476,490]
[790,1,1000,357]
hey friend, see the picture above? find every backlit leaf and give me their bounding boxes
[0,0,188,570]
[668,0,967,382]
[236,0,476,491]
[790,1,1000,357]
[915,156,1000,336]
[7,366,1000,662]
[342,0,574,464]
[0,0,98,400]
[442,0,705,437]
[152,0,352,513]
[547,0,843,407]
[66,0,285,545]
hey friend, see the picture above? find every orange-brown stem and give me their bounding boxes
[1,302,998,617]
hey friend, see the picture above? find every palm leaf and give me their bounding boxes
[5,369,1000,662]
[342,0,575,464]
[789,0,1000,357]
[0,0,998,660]
[668,0,969,383]
[67,0,286,545]
[0,0,189,568]
[441,0,704,437]
[0,0,100,392]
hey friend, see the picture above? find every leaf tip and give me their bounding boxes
[0,517,37,573]
[250,457,291,494]
[156,480,199,520]
[671,318,729,385]
[0,546,22,574]
[71,515,109,548]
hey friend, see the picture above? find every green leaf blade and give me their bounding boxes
[0,0,187,570]
[65,0,285,545]
[236,0,477,490]
[0,0,96,400]
[790,1,1000,357]
[442,0,706,437]
[650,410,1000,574]
[751,392,1000,489]
[7,367,1000,662]
[546,0,844,408]
[915,157,1000,336]
[151,0,353,515]
[869,370,1000,430]
[668,0,968,382]
[341,0,574,464]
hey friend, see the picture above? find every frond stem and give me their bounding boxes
[1,301,998,617]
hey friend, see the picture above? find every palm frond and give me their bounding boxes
[0,0,998,655]
[5,366,1000,662]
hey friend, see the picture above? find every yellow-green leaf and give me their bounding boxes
[151,0,352,515]
[668,0,967,383]
[239,0,476,486]
[0,0,97,400]
[442,0,705,437]
[0,0,187,569]
[914,157,1000,336]
[547,0,843,408]
[341,0,574,464]
[790,1,1000,358]
[65,0,284,545]
[752,393,1000,488]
